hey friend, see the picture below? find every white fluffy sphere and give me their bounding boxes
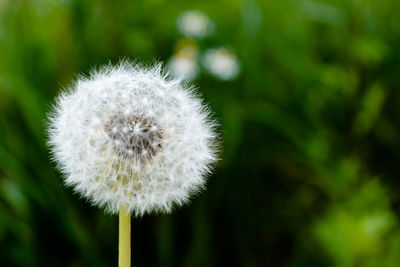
[48,61,218,216]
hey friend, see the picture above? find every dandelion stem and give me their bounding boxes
[119,206,131,267]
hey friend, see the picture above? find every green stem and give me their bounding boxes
[119,206,131,267]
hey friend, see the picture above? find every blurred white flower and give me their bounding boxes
[168,43,199,80]
[203,48,240,80]
[48,61,219,216]
[168,55,198,81]
[177,10,214,39]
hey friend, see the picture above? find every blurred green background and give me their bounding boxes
[1,0,400,266]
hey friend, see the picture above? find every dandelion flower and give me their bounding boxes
[168,55,199,81]
[48,61,218,216]
[168,42,199,80]
[177,10,214,39]
[203,47,240,81]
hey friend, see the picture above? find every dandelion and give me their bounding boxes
[177,10,214,39]
[203,47,240,81]
[48,61,219,266]
[168,54,199,81]
[168,41,199,80]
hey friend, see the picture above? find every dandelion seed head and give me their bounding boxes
[168,41,199,81]
[48,61,219,216]
[177,10,214,39]
[203,47,240,81]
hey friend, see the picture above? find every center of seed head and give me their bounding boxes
[104,111,163,159]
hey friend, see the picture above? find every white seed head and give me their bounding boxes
[177,10,214,39]
[48,61,219,216]
[168,51,199,81]
[203,47,240,81]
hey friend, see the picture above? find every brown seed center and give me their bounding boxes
[104,111,163,159]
